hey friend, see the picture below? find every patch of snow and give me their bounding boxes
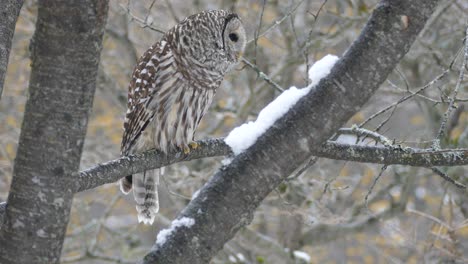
[155,217,195,246]
[225,55,339,155]
[191,189,201,200]
[221,157,232,166]
[228,255,237,263]
[293,250,311,262]
[308,54,339,87]
[236,253,246,262]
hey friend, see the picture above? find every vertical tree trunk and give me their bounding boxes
[0,0,24,99]
[0,1,108,263]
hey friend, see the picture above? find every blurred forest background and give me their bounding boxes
[0,0,467,263]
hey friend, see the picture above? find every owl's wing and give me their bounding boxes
[121,41,171,156]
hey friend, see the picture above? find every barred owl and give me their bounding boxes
[120,10,246,224]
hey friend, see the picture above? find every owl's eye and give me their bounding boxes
[229,33,239,42]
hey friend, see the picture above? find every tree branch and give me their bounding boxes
[141,1,441,263]
[0,0,24,99]
[76,139,467,193]
[75,138,230,192]
[1,138,465,224]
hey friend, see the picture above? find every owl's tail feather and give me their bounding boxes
[133,170,159,225]
[119,175,133,194]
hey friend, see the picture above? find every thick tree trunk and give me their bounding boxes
[143,0,441,263]
[0,1,108,263]
[0,0,24,99]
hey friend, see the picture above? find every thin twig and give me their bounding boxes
[431,167,466,190]
[161,173,192,200]
[433,25,468,149]
[247,0,306,44]
[285,156,318,181]
[163,0,180,23]
[121,2,165,34]
[144,0,158,25]
[242,58,284,92]
[359,69,450,128]
[365,165,388,210]
[253,0,266,65]
[308,0,329,20]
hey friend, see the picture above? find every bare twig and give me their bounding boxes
[247,0,306,44]
[308,0,329,20]
[360,69,450,128]
[242,58,285,92]
[285,156,318,181]
[431,167,466,189]
[163,0,180,23]
[121,2,165,34]
[253,0,266,65]
[365,165,388,209]
[433,25,468,149]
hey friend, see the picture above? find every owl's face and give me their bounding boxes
[172,10,246,74]
[222,14,246,64]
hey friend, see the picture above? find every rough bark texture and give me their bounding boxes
[75,140,468,192]
[0,138,465,222]
[0,138,468,223]
[0,0,24,99]
[143,0,440,263]
[0,1,108,263]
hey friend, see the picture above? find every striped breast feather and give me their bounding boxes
[121,40,174,155]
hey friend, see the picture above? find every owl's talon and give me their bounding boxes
[189,142,199,150]
[183,146,191,154]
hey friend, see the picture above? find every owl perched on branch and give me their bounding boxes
[120,10,246,224]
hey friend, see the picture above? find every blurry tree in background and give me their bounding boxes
[0,0,467,263]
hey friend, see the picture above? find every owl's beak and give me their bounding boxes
[236,51,244,61]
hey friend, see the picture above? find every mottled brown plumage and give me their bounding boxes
[120,10,246,224]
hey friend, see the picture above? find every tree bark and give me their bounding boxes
[0,0,24,99]
[143,0,440,263]
[0,1,108,263]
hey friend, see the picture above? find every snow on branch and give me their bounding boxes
[226,55,339,155]
[155,217,195,247]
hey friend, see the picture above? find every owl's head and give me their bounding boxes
[173,10,246,73]
[222,13,246,63]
